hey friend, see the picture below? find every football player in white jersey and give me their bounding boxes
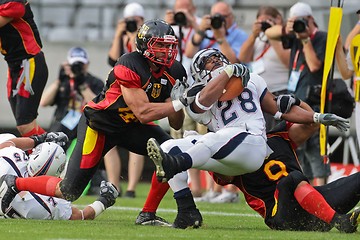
[147,48,350,182]
[0,133,118,220]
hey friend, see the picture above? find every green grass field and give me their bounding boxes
[0,182,359,240]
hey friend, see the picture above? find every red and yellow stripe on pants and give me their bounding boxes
[80,126,106,169]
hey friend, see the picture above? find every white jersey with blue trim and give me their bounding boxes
[0,146,72,220]
[186,73,268,136]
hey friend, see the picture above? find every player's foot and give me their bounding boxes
[173,207,203,229]
[209,189,239,203]
[147,138,181,182]
[0,174,19,215]
[124,190,136,198]
[334,208,360,233]
[135,211,172,227]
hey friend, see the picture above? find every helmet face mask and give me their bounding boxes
[136,19,178,67]
[27,142,66,177]
[190,48,230,85]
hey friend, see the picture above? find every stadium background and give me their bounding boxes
[0,0,358,180]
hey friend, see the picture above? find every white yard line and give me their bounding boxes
[74,205,260,217]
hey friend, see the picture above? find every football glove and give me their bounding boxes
[223,63,250,88]
[170,78,189,101]
[179,82,205,107]
[98,180,119,209]
[313,113,350,132]
[30,132,69,147]
[275,94,301,113]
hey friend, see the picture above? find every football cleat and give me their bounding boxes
[147,138,182,183]
[135,211,172,227]
[0,175,19,215]
[334,208,360,233]
[173,208,203,229]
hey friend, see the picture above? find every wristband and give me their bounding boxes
[88,201,105,218]
[223,65,234,78]
[313,112,320,123]
[172,99,185,112]
[195,92,212,110]
[217,38,225,45]
[274,111,283,120]
[301,37,310,45]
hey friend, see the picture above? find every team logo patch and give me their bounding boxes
[151,83,162,98]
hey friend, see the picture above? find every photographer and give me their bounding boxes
[265,2,329,186]
[184,1,247,63]
[239,6,290,131]
[164,0,200,80]
[40,47,104,150]
[108,2,145,67]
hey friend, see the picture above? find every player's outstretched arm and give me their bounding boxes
[70,181,118,220]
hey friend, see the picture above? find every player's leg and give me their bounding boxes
[124,124,172,226]
[147,131,267,181]
[8,52,48,136]
[168,172,202,229]
[276,171,359,233]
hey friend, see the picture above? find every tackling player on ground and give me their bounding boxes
[0,133,118,220]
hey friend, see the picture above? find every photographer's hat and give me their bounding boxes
[67,47,89,65]
[123,2,144,18]
[289,2,312,18]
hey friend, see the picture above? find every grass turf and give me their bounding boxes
[0,182,359,240]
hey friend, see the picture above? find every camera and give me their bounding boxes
[174,11,187,26]
[70,62,84,77]
[293,18,308,33]
[210,14,225,29]
[260,21,272,32]
[126,19,138,33]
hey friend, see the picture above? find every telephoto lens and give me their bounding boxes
[210,13,225,29]
[70,62,84,77]
[260,21,272,32]
[174,12,187,26]
[293,18,308,33]
[126,19,138,33]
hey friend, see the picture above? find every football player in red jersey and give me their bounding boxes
[0,19,195,224]
[0,0,48,137]
[210,119,360,233]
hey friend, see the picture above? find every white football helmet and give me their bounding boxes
[0,133,16,144]
[27,142,66,177]
[190,48,230,85]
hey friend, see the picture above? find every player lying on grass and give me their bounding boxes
[208,120,360,233]
[0,133,118,220]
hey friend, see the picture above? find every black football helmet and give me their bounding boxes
[136,19,178,67]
